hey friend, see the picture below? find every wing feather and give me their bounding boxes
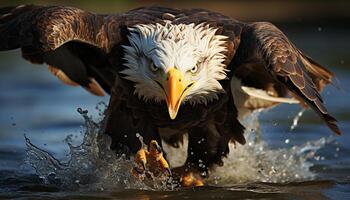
[0,5,118,95]
[234,22,340,135]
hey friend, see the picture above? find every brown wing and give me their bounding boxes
[0,5,125,95]
[232,22,340,135]
[0,5,244,96]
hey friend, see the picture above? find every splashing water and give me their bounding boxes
[208,111,329,185]
[25,105,169,191]
[25,106,331,191]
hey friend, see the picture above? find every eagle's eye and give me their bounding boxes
[190,65,198,74]
[149,62,158,72]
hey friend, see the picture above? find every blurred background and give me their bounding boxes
[1,0,350,24]
[0,0,349,198]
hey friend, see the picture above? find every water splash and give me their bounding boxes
[25,107,330,191]
[25,106,169,191]
[207,111,328,185]
[208,136,328,185]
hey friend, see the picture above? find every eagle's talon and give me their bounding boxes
[134,148,148,174]
[180,172,205,187]
[132,140,172,178]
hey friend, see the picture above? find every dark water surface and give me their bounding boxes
[0,27,349,199]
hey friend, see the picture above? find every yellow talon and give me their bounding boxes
[133,139,204,187]
[180,172,204,187]
[135,148,147,171]
[132,140,172,178]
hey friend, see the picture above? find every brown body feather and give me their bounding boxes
[0,5,340,173]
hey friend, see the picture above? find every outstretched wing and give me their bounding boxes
[0,5,124,95]
[231,22,340,135]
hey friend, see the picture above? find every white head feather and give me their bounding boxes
[121,22,228,105]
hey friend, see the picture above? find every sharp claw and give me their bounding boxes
[155,143,162,152]
[141,160,147,171]
[166,168,172,177]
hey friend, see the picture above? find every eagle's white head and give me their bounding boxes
[121,22,228,119]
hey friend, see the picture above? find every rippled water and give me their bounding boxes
[0,27,350,199]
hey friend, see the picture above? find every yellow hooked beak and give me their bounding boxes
[163,68,194,120]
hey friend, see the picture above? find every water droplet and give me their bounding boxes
[214,176,219,185]
[285,139,290,144]
[290,109,305,130]
[201,171,207,177]
[271,166,276,173]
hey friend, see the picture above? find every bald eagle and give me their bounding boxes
[0,5,341,183]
